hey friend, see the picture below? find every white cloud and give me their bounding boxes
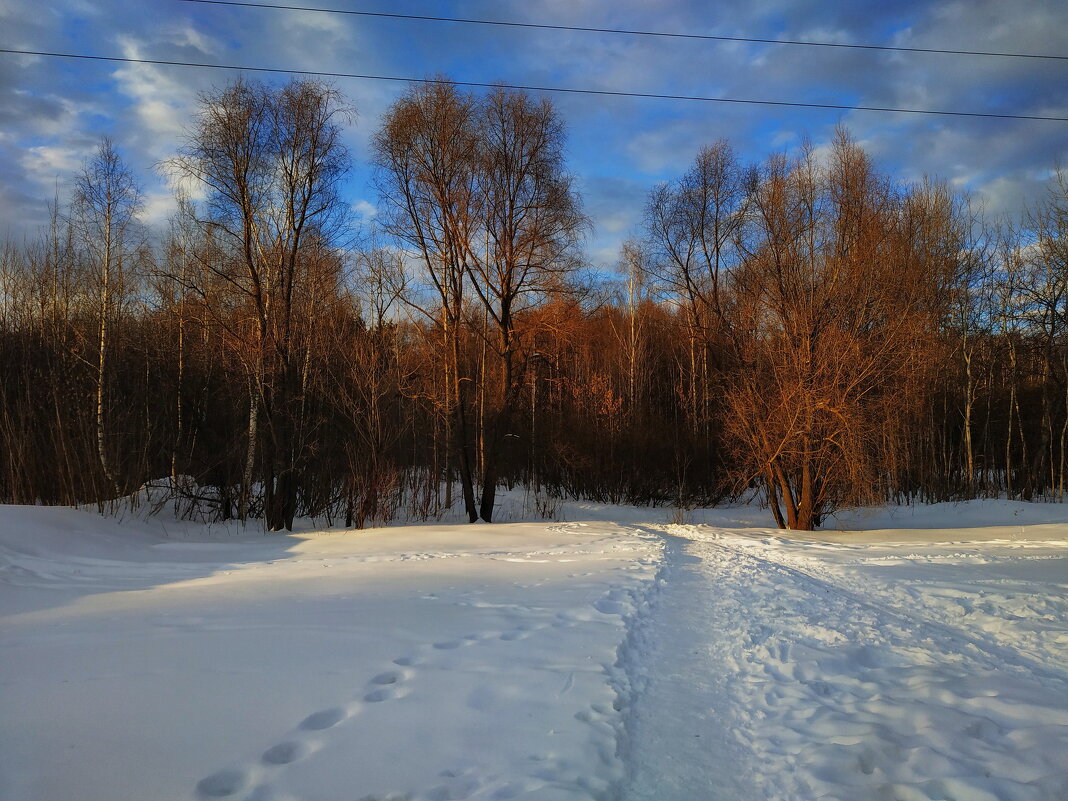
[352,199,377,219]
[19,144,86,188]
[163,20,220,54]
[141,189,179,229]
[112,36,196,159]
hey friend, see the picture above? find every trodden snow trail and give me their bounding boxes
[617,529,760,801]
[619,524,1068,801]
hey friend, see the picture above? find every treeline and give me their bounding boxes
[0,78,1065,529]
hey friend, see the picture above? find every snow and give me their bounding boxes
[1,498,1066,800]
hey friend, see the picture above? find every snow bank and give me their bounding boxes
[2,497,1065,801]
[1,507,662,801]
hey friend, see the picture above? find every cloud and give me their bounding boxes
[19,144,86,188]
[0,0,1063,263]
[352,199,377,219]
[141,189,180,229]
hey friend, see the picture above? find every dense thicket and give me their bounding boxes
[1,80,1065,529]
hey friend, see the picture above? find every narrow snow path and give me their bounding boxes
[619,532,759,800]
[620,525,1068,801]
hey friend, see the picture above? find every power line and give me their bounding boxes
[177,0,1068,63]
[2,48,1066,122]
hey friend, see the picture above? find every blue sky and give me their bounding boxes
[1,0,1066,268]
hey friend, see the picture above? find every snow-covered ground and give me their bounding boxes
[1,499,1066,800]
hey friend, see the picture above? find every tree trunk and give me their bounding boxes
[963,348,975,495]
[451,327,479,523]
[95,217,119,497]
[239,378,258,523]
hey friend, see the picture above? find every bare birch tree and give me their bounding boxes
[73,137,143,496]
[169,79,353,530]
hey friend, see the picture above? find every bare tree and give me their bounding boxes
[169,79,353,530]
[375,84,584,522]
[373,81,482,522]
[614,239,650,414]
[722,132,956,529]
[933,189,988,496]
[1019,171,1068,497]
[464,87,586,521]
[73,137,143,495]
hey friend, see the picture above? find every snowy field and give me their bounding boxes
[1,498,1066,801]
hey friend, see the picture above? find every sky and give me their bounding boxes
[1,0,1066,269]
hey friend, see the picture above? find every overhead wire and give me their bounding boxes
[176,0,1068,62]
[1,49,1065,122]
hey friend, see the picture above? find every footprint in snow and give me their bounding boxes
[371,669,408,685]
[552,611,587,628]
[197,657,424,799]
[196,767,253,798]
[365,668,412,702]
[433,639,477,650]
[364,685,412,703]
[593,598,627,615]
[261,740,311,765]
[300,705,348,730]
